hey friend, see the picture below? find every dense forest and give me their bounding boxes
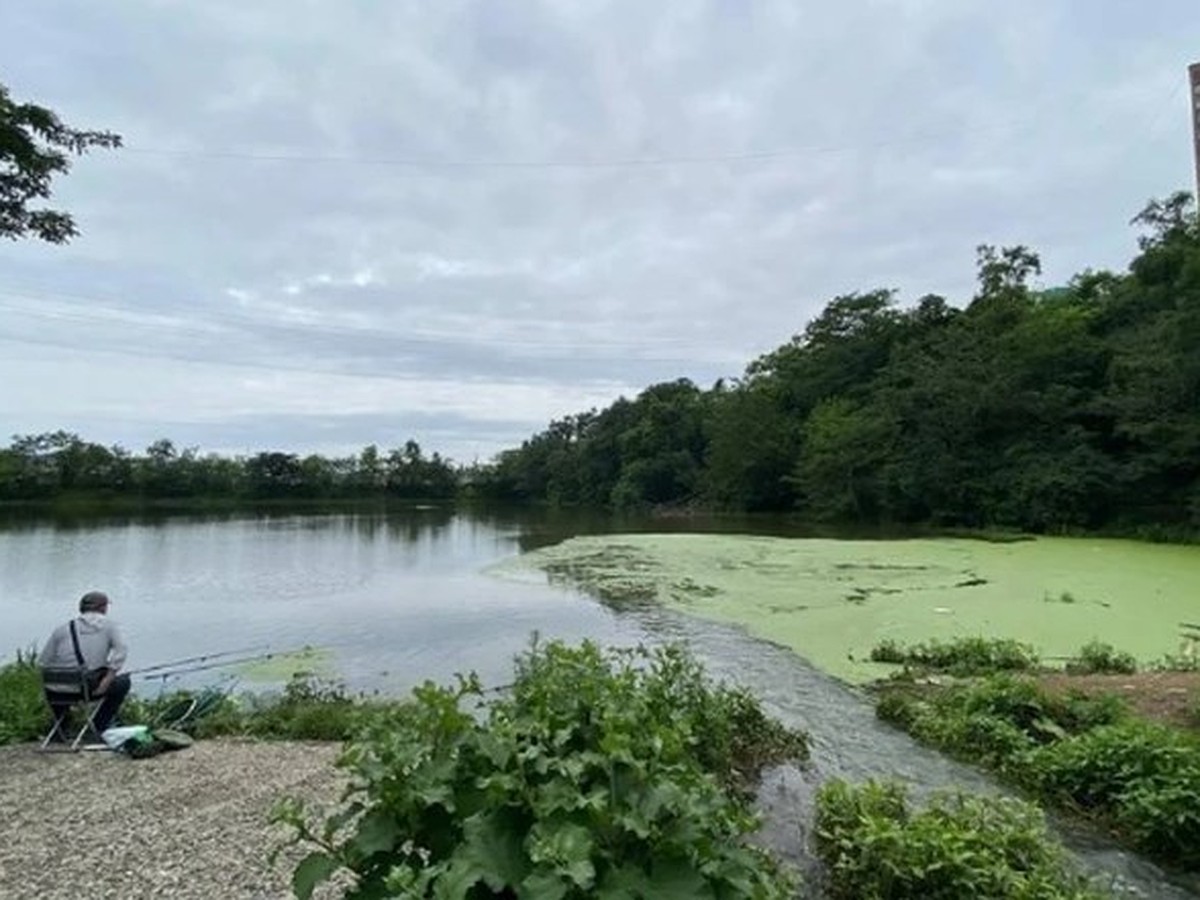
[0,435,458,503]
[472,192,1200,533]
[4,192,1197,532]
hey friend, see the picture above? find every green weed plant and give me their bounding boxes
[272,640,808,899]
[0,648,50,744]
[876,676,1200,870]
[870,637,1040,676]
[1065,642,1137,676]
[1024,722,1200,869]
[814,779,1106,899]
[125,674,376,741]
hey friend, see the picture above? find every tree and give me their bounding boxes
[1131,191,1196,250]
[971,244,1041,310]
[793,397,896,520]
[609,380,708,509]
[702,383,799,510]
[355,444,384,495]
[245,452,305,498]
[747,290,904,415]
[1,82,121,242]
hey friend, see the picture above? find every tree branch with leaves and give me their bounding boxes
[0,82,121,243]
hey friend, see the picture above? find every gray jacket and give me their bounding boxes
[39,612,128,673]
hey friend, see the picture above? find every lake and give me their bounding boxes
[2,506,651,692]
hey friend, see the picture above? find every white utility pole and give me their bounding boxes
[1191,62,1200,203]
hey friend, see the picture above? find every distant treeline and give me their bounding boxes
[470,192,1200,534]
[0,435,458,503]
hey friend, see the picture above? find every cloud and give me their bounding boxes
[1,0,1196,460]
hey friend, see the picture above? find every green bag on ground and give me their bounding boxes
[120,727,194,759]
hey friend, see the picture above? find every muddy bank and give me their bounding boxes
[0,740,344,900]
[1034,670,1200,730]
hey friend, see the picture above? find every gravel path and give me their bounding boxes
[0,740,347,900]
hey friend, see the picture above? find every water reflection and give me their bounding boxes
[2,507,642,699]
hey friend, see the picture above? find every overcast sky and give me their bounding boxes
[1,1,1196,464]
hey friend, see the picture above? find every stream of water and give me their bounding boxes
[620,604,1200,897]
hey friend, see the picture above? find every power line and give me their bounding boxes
[111,80,1181,174]
[114,106,1103,172]
[111,124,1029,170]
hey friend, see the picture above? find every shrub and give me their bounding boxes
[875,688,922,729]
[238,675,369,741]
[1066,642,1137,675]
[0,649,50,745]
[869,638,908,665]
[884,676,1126,748]
[126,675,382,742]
[273,640,807,899]
[868,636,1039,676]
[1025,722,1200,868]
[814,780,1105,899]
[877,676,1200,871]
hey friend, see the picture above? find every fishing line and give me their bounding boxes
[134,646,324,681]
[126,644,270,676]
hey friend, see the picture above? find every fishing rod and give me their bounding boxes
[135,647,321,681]
[127,644,270,677]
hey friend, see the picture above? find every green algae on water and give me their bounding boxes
[498,534,1200,684]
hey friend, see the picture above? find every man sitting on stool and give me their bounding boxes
[39,590,130,734]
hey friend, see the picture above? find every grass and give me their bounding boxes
[1,643,809,784]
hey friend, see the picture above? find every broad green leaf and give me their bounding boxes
[530,821,595,888]
[292,851,339,900]
[460,808,531,889]
[597,863,652,899]
[520,870,570,900]
[432,858,483,900]
[321,800,365,843]
[475,730,514,768]
[352,809,400,858]
[646,859,714,900]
